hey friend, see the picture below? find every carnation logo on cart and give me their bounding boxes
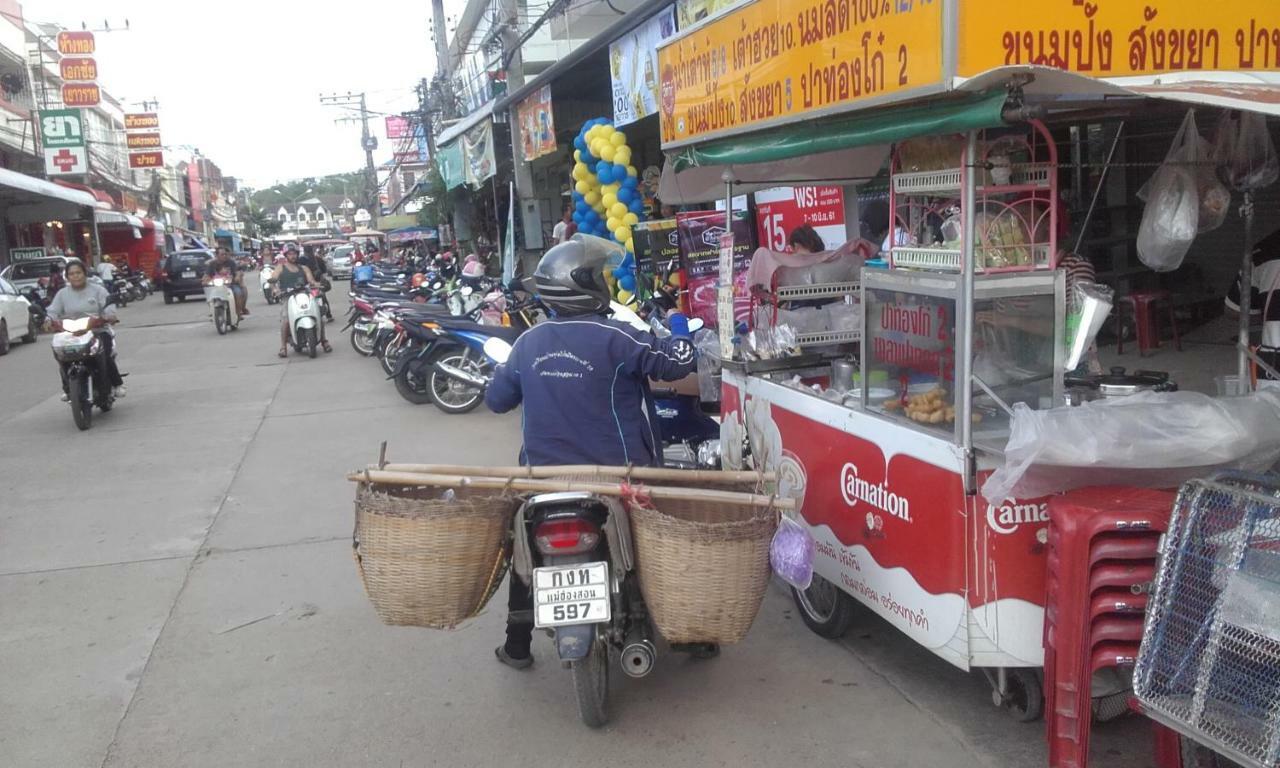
[840,463,910,522]
[985,501,1049,535]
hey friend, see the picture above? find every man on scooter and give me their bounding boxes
[269,244,331,358]
[205,247,249,320]
[484,235,699,669]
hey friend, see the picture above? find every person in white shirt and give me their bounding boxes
[97,256,117,282]
[551,207,574,244]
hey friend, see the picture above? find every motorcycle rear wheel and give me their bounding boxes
[427,351,484,414]
[394,352,436,405]
[69,374,92,431]
[570,638,610,728]
[380,336,407,377]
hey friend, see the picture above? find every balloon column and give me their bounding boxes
[569,117,646,306]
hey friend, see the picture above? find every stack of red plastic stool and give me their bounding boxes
[1044,487,1175,768]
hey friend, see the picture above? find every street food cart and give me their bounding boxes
[657,0,1280,729]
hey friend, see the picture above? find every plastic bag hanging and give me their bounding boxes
[1213,111,1280,192]
[1139,110,1228,234]
[1137,111,1205,272]
[769,515,814,590]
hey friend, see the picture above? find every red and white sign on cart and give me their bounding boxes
[754,186,846,252]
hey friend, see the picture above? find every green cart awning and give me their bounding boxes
[671,91,1009,172]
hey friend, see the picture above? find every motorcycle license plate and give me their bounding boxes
[532,562,611,628]
[182,270,196,278]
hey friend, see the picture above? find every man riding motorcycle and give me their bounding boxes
[270,244,330,357]
[46,259,126,400]
[484,236,699,669]
[205,247,249,320]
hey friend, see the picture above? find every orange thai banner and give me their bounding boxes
[128,151,164,169]
[958,0,1280,78]
[126,132,162,150]
[657,0,944,146]
[61,83,100,107]
[56,30,94,55]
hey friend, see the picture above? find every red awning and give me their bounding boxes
[51,179,117,209]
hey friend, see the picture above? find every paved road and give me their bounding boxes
[0,288,1152,768]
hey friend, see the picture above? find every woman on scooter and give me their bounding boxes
[269,244,331,358]
[46,259,126,399]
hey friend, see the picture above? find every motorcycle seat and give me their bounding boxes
[433,319,523,343]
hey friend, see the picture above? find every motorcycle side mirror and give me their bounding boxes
[460,285,474,297]
[483,337,512,364]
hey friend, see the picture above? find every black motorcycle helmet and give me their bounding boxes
[533,235,617,316]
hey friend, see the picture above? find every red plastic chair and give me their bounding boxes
[1116,289,1182,357]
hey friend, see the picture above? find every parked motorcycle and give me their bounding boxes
[20,287,47,326]
[204,276,240,335]
[427,320,524,414]
[281,283,324,358]
[50,314,116,431]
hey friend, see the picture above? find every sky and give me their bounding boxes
[33,0,468,189]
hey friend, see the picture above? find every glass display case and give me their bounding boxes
[859,268,1065,449]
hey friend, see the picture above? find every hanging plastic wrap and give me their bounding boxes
[769,515,814,590]
[1136,111,1207,271]
[693,328,722,402]
[981,389,1280,505]
[1214,111,1280,192]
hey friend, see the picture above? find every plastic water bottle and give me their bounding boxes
[440,488,456,501]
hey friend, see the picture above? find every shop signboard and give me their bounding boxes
[461,120,497,187]
[657,0,945,146]
[957,0,1280,79]
[56,30,94,55]
[610,6,677,127]
[676,209,755,328]
[385,115,410,139]
[62,83,100,107]
[9,247,47,263]
[124,113,160,131]
[38,109,84,149]
[754,185,846,251]
[128,151,164,169]
[126,132,162,150]
[675,0,744,30]
[59,57,97,82]
[633,217,680,275]
[516,85,557,162]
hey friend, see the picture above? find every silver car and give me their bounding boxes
[0,256,69,296]
[325,245,354,279]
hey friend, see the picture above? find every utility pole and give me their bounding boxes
[319,91,379,230]
[498,0,533,265]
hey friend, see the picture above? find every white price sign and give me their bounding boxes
[717,285,735,358]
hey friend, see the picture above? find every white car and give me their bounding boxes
[0,276,37,355]
[325,245,355,279]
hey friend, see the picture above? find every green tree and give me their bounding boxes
[243,203,282,237]
[415,161,451,230]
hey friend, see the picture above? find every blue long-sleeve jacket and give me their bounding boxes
[485,316,696,467]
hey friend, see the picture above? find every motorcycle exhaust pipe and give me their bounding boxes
[620,637,657,678]
[433,360,489,389]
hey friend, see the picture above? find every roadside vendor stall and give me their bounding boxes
[657,0,1280,751]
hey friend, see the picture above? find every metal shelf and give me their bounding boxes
[773,281,860,302]
[891,247,962,271]
[891,163,1053,196]
[796,329,861,347]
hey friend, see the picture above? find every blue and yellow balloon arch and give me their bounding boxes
[569,117,645,305]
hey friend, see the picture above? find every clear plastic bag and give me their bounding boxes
[1214,111,1280,192]
[981,389,1280,504]
[693,328,722,402]
[1140,111,1229,234]
[770,515,814,590]
[1136,163,1198,271]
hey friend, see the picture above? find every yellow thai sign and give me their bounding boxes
[958,0,1280,78]
[657,0,944,146]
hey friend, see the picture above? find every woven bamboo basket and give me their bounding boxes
[630,496,778,645]
[353,484,516,628]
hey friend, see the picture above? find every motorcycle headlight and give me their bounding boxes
[697,439,722,469]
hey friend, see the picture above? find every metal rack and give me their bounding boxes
[758,281,862,349]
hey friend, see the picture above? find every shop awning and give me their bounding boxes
[0,168,97,224]
[213,228,237,238]
[436,101,495,148]
[96,210,145,228]
[669,91,1009,173]
[956,66,1280,118]
[387,226,438,243]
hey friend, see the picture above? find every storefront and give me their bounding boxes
[97,210,167,277]
[0,167,97,269]
[656,0,1280,744]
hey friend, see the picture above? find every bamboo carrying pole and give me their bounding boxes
[375,463,776,484]
[347,469,795,511]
